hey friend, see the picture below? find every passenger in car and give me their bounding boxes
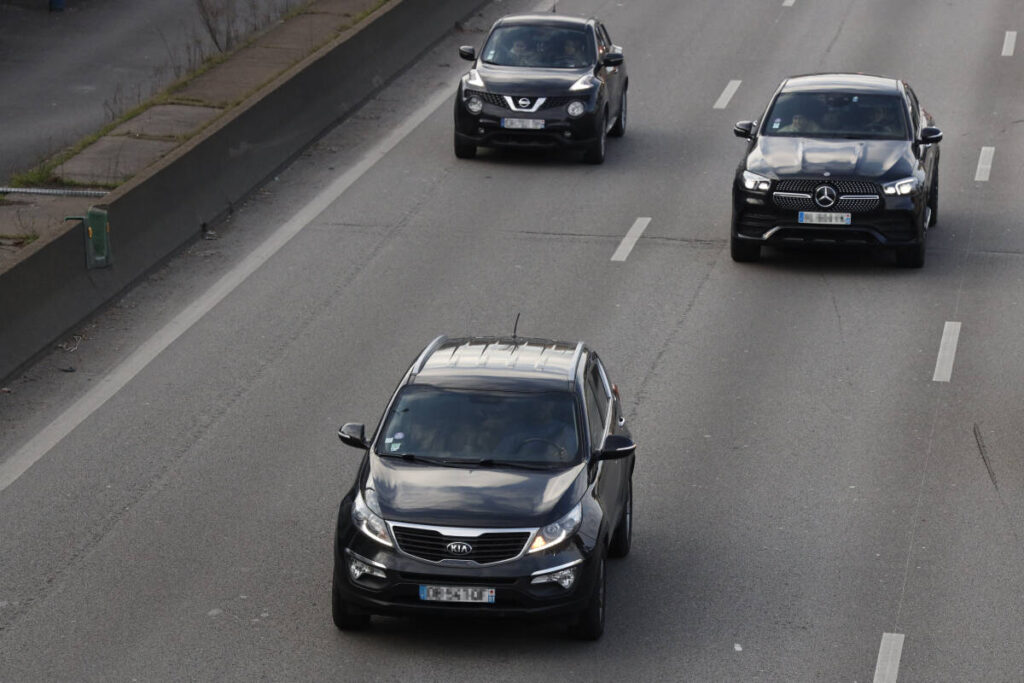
[779,113,821,133]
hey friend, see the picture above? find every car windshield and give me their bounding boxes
[481,26,594,68]
[763,92,909,140]
[376,385,581,467]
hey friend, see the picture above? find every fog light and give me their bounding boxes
[348,557,385,581]
[567,100,585,118]
[478,127,485,134]
[563,131,572,138]
[531,565,579,589]
[465,95,483,115]
[746,197,764,205]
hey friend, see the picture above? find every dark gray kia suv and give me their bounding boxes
[331,336,636,640]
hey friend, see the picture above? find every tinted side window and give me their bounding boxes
[594,24,609,58]
[584,380,605,450]
[903,85,921,135]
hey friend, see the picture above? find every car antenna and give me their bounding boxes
[551,1,557,13]
[512,312,521,341]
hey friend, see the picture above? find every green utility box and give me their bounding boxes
[65,205,112,269]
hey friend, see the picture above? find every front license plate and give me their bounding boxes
[502,118,545,130]
[419,585,496,603]
[799,211,852,225]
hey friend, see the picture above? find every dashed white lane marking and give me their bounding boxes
[1002,31,1017,56]
[0,84,458,494]
[974,146,995,182]
[873,633,905,683]
[713,80,742,109]
[611,217,651,261]
[932,321,962,382]
[782,0,795,6]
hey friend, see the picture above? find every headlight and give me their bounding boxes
[465,69,484,88]
[567,101,585,118]
[351,489,392,547]
[742,170,772,192]
[529,502,582,553]
[464,95,483,115]
[883,177,919,196]
[570,74,597,92]
[531,562,581,589]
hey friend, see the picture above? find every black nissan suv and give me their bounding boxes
[331,336,636,640]
[731,73,942,267]
[453,14,628,163]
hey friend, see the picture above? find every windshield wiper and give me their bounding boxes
[377,452,450,466]
[459,458,562,471]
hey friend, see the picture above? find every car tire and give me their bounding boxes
[895,240,926,268]
[609,89,627,138]
[927,166,939,228]
[730,233,761,263]
[332,573,370,631]
[572,556,606,640]
[583,110,607,164]
[454,134,476,159]
[608,478,632,558]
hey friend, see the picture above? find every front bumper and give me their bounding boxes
[454,90,601,150]
[732,181,925,248]
[334,526,599,620]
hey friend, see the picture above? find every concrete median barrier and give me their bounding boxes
[0,0,487,382]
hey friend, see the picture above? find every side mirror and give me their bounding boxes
[458,45,476,61]
[919,126,942,144]
[734,121,755,139]
[598,434,636,461]
[602,52,624,67]
[338,423,368,450]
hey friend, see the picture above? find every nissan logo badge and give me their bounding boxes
[518,97,531,108]
[446,541,472,555]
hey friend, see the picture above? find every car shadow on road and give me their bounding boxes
[752,244,915,273]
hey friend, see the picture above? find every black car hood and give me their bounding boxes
[475,64,589,95]
[747,136,915,180]
[368,456,587,527]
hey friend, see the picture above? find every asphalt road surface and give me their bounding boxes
[3,0,1024,680]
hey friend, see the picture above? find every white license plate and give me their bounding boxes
[799,211,852,225]
[419,585,496,603]
[502,118,545,130]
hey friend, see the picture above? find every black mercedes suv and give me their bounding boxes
[453,14,628,163]
[331,336,636,640]
[731,73,942,267]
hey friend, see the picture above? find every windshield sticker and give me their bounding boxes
[384,437,393,443]
[394,432,404,440]
[772,118,781,129]
[391,442,401,451]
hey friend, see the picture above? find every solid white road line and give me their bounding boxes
[974,146,995,181]
[1002,31,1017,56]
[0,85,457,495]
[873,633,905,683]
[713,80,742,109]
[933,321,962,382]
[782,0,795,6]
[611,217,652,261]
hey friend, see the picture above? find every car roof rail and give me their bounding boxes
[569,341,585,382]
[411,335,448,376]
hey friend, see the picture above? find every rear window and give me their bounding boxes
[763,92,909,140]
[482,26,594,68]
[377,385,581,466]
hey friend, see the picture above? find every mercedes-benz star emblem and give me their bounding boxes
[518,97,531,108]
[446,541,473,555]
[814,185,838,208]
